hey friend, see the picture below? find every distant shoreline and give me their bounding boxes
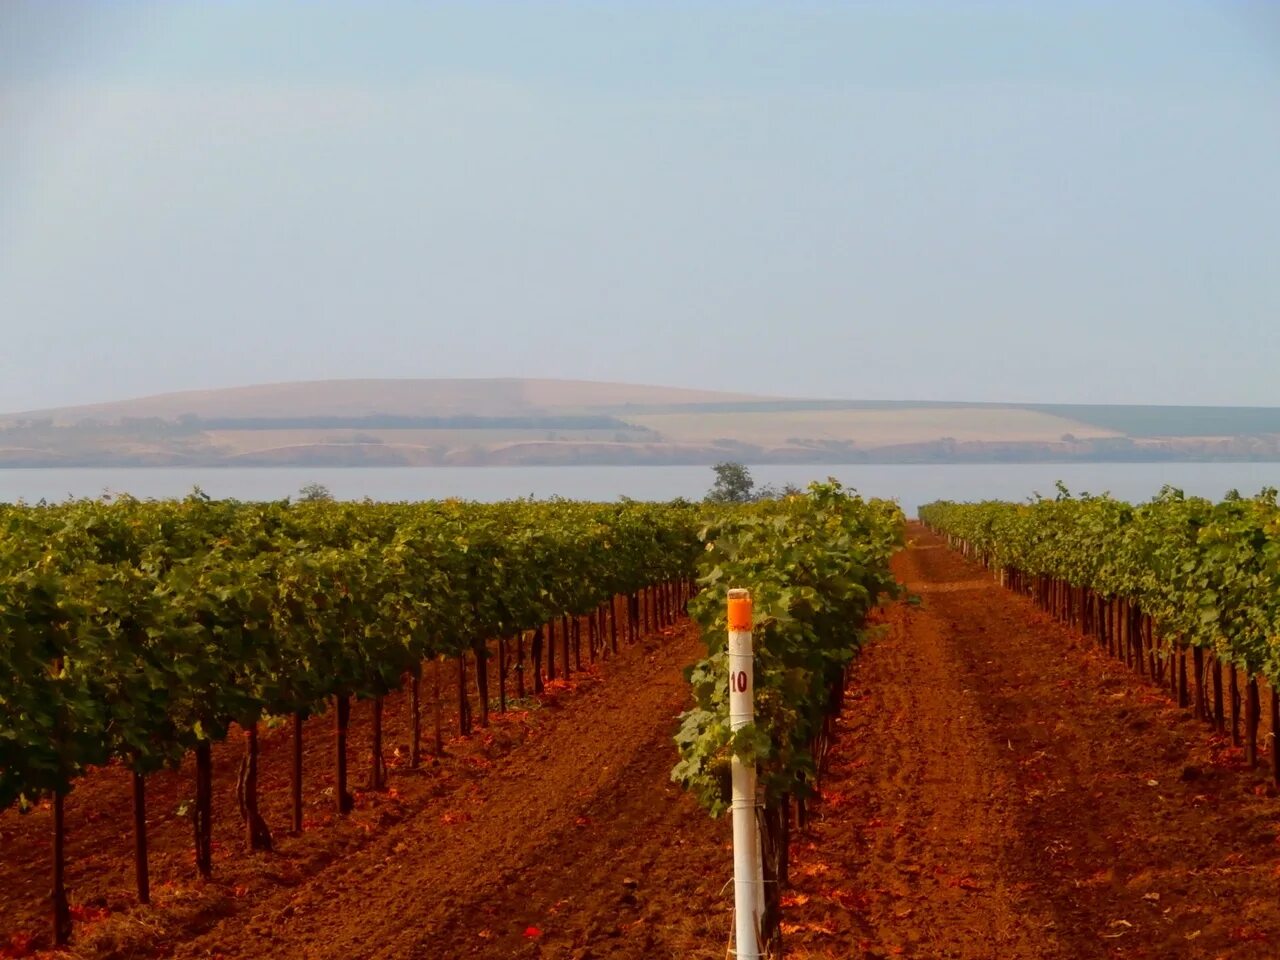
[4,379,1278,469]
[4,455,1280,469]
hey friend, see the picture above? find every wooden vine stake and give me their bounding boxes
[498,636,508,712]
[369,698,386,790]
[1246,678,1260,768]
[532,626,544,694]
[516,632,527,699]
[1231,666,1241,746]
[410,665,422,769]
[609,598,619,654]
[1272,688,1280,787]
[473,640,489,727]
[433,657,444,755]
[1212,658,1225,734]
[292,713,305,833]
[193,741,214,877]
[335,696,353,814]
[457,653,472,736]
[238,725,272,851]
[546,619,556,682]
[133,770,150,903]
[52,791,70,945]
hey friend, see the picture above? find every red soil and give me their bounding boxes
[781,527,1280,959]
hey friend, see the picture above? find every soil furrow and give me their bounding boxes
[783,526,1280,959]
[164,625,729,960]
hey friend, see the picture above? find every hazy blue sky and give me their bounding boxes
[2,1,1278,411]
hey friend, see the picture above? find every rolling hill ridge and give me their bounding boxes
[2,379,1278,467]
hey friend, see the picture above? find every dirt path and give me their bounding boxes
[161,621,731,960]
[782,525,1280,959]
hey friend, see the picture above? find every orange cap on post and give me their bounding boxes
[727,588,752,631]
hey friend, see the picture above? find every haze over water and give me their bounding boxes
[3,463,1277,517]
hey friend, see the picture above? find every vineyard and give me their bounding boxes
[9,481,1280,958]
[0,494,702,948]
[0,482,905,957]
[920,487,1280,773]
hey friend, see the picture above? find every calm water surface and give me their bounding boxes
[3,463,1278,516]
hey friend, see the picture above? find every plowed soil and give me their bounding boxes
[780,527,1280,959]
[6,526,1280,959]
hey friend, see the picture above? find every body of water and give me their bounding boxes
[2,463,1278,516]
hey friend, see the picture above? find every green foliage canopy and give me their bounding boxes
[919,487,1280,683]
[673,481,904,815]
[0,496,702,812]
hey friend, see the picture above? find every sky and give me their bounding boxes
[2,1,1278,412]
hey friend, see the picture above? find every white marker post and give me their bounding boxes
[727,588,761,960]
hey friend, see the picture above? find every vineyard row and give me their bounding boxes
[920,488,1280,776]
[674,483,905,954]
[0,495,702,944]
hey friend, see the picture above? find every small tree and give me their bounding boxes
[297,482,334,503]
[757,482,803,500]
[706,462,755,504]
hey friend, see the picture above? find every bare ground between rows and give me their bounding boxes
[780,525,1280,960]
[162,618,731,960]
[1,606,725,960]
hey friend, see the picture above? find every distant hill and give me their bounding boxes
[8,378,767,423]
[1,379,1278,467]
